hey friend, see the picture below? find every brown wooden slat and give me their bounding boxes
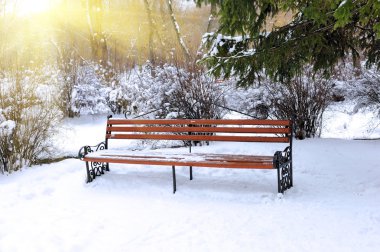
[107,126,291,134]
[83,156,274,169]
[94,153,274,164]
[203,154,274,163]
[106,133,290,143]
[108,119,291,126]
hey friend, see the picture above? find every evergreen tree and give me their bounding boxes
[196,0,380,86]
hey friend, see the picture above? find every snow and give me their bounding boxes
[85,149,273,164]
[339,0,347,8]
[0,120,16,136]
[1,115,380,251]
[322,102,380,139]
[203,33,253,58]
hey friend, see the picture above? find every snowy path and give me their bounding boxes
[1,138,379,252]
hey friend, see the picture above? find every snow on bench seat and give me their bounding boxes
[84,149,274,169]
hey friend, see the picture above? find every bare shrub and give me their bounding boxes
[120,63,226,148]
[121,63,226,120]
[107,87,131,114]
[158,64,226,119]
[56,61,119,117]
[353,73,380,115]
[57,56,79,118]
[0,114,14,174]
[222,80,272,119]
[0,70,63,173]
[266,68,333,139]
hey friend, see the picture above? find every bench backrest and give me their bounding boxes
[105,118,293,144]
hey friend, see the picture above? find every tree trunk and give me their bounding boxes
[87,0,108,67]
[352,49,362,76]
[206,3,217,33]
[144,0,155,64]
[166,0,191,63]
[197,3,218,58]
[53,0,78,118]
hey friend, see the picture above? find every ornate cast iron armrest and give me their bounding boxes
[274,146,293,193]
[78,141,107,160]
[273,146,291,166]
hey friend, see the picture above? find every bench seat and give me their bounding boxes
[83,150,275,169]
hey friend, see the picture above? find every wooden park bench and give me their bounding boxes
[78,116,294,194]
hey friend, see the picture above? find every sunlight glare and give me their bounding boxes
[17,0,54,16]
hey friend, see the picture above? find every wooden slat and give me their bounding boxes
[203,154,274,163]
[83,156,274,169]
[107,126,291,134]
[106,133,290,143]
[108,119,291,126]
[95,153,274,163]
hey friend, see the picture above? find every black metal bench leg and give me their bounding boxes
[85,161,93,183]
[276,162,292,193]
[277,165,281,193]
[189,166,193,180]
[290,161,293,187]
[85,161,109,183]
[172,166,176,194]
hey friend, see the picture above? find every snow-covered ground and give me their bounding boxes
[1,115,380,252]
[322,102,380,139]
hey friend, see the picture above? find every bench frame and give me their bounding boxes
[79,116,294,194]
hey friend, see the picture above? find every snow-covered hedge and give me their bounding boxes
[0,112,15,174]
[120,63,225,119]
[71,64,111,115]
[0,69,62,173]
[1,59,379,173]
[222,80,270,119]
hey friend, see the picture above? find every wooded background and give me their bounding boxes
[0,0,219,71]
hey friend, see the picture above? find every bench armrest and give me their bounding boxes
[274,146,293,193]
[78,141,107,160]
[273,146,291,166]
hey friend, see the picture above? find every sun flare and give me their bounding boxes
[17,0,54,16]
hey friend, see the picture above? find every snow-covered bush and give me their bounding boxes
[72,65,111,115]
[223,80,271,119]
[265,68,333,139]
[71,63,112,115]
[221,67,333,139]
[0,112,15,174]
[158,64,226,119]
[121,63,225,119]
[0,69,63,173]
[107,86,130,114]
[119,63,168,117]
[354,73,380,115]
[56,56,78,118]
[333,63,380,116]
[56,61,123,117]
